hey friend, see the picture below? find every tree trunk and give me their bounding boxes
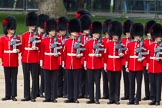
[38,0,67,18]
[78,0,84,10]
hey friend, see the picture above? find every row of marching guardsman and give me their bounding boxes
[1,9,162,106]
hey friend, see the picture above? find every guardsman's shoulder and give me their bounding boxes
[22,31,29,35]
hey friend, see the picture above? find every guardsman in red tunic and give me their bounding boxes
[56,16,69,98]
[63,19,82,103]
[37,14,49,97]
[40,18,60,103]
[126,23,145,105]
[0,16,21,101]
[121,20,133,100]
[21,12,40,102]
[85,21,104,104]
[142,20,156,101]
[148,23,162,106]
[104,21,123,105]
[79,14,92,98]
[101,19,112,100]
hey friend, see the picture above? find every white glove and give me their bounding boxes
[125,61,129,72]
[32,46,38,50]
[40,60,43,67]
[146,63,149,70]
[62,61,65,68]
[126,68,129,72]
[104,63,107,71]
[125,61,128,68]
[138,57,145,62]
[119,53,124,57]
[13,49,17,53]
[155,57,160,61]
[84,61,87,70]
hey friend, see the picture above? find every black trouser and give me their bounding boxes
[122,66,129,98]
[102,69,109,98]
[57,66,64,97]
[129,71,143,102]
[63,68,67,96]
[40,68,45,95]
[143,66,150,98]
[108,71,121,102]
[36,66,40,96]
[79,66,89,97]
[87,69,101,101]
[4,67,18,97]
[66,69,81,100]
[22,63,38,99]
[149,73,162,102]
[44,69,58,100]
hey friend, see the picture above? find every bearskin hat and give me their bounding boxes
[130,23,144,38]
[145,20,156,35]
[2,16,16,35]
[75,9,91,19]
[80,15,92,31]
[109,21,123,39]
[57,16,68,31]
[25,11,38,26]
[38,14,49,29]
[103,19,112,34]
[46,18,57,33]
[91,21,102,34]
[68,19,81,33]
[123,19,134,35]
[150,23,162,39]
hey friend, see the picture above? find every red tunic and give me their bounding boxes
[21,32,41,63]
[126,41,145,72]
[121,37,131,66]
[102,37,111,67]
[40,36,59,70]
[0,35,21,67]
[57,35,65,66]
[148,42,162,73]
[104,41,123,72]
[85,39,104,70]
[63,38,82,70]
[143,39,154,66]
[81,34,89,65]
[38,33,43,64]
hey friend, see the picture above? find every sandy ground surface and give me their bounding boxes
[0,55,161,108]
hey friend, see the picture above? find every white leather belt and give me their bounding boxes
[150,57,162,59]
[108,55,120,58]
[4,50,17,53]
[44,52,54,56]
[88,53,101,57]
[67,53,76,56]
[130,56,138,58]
[25,47,34,50]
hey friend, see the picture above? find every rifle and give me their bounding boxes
[62,32,69,45]
[93,36,105,55]
[85,33,91,44]
[74,34,86,56]
[30,28,41,49]
[10,32,21,51]
[50,35,62,56]
[115,39,127,56]
[154,41,162,58]
[42,32,47,39]
[135,39,147,60]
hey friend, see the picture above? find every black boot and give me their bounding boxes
[2,97,11,101]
